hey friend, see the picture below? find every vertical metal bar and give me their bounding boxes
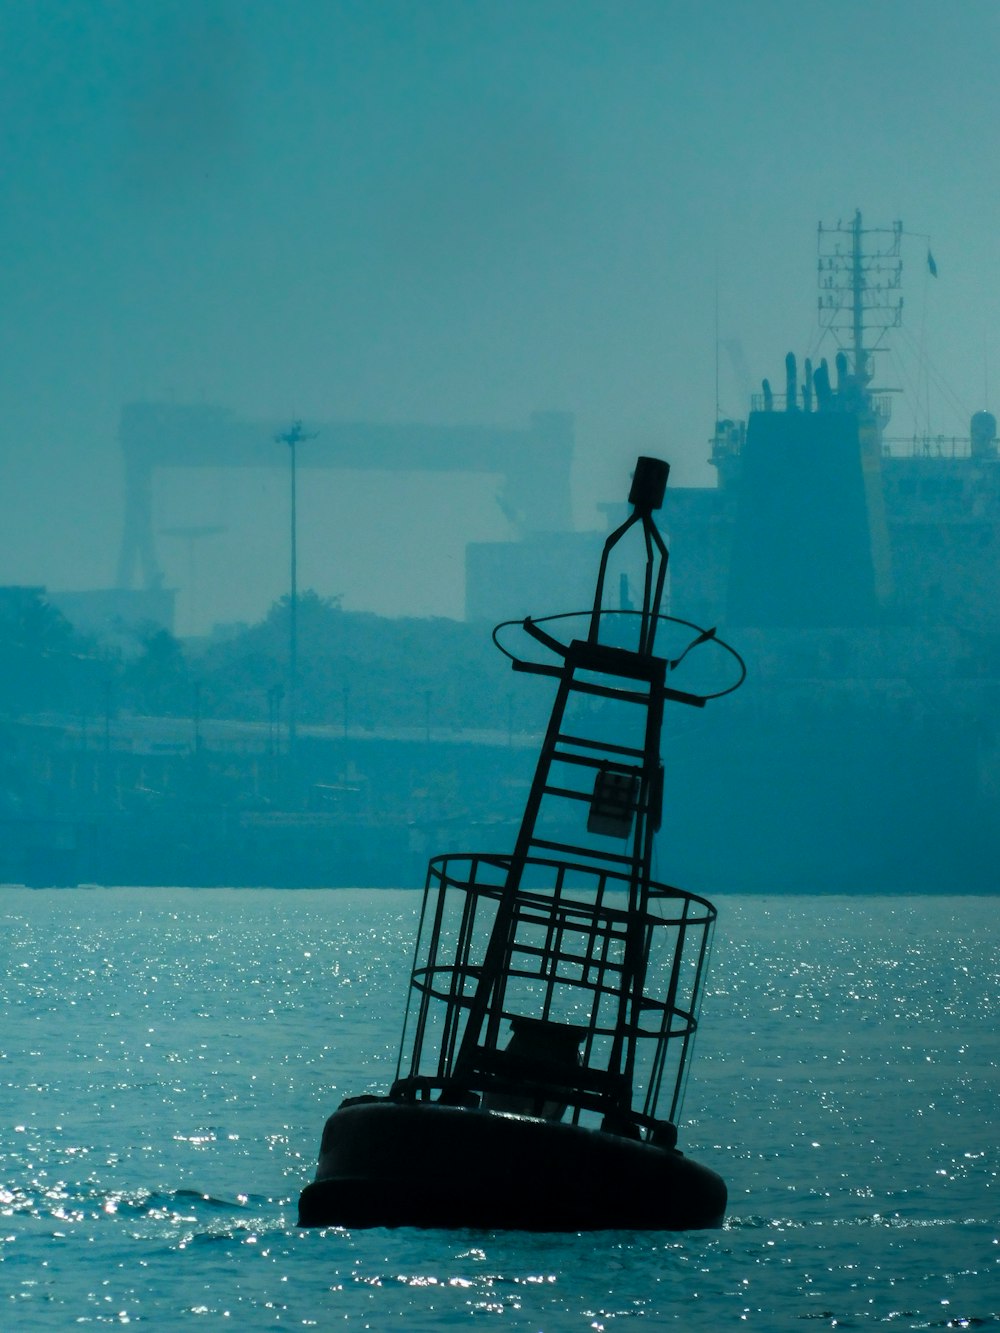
[408,859,450,1080]
[589,511,641,644]
[453,666,576,1076]
[668,904,715,1125]
[396,858,438,1083]
[439,859,481,1079]
[617,669,665,1106]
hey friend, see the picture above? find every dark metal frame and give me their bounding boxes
[390,457,743,1143]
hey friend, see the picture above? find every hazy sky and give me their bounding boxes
[3,0,999,627]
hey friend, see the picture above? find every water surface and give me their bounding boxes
[1,889,996,1328]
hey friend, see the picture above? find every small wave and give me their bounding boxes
[722,1214,805,1229]
[170,1187,252,1210]
[929,1317,1000,1330]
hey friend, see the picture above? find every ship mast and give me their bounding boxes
[818,209,903,408]
[852,209,866,383]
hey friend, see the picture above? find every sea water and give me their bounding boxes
[1,888,996,1330]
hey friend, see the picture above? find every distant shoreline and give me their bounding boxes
[3,881,996,896]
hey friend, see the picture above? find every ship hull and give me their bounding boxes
[298,1100,727,1231]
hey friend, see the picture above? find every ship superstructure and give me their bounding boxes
[700,212,1000,633]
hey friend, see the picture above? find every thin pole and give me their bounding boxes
[852,209,865,382]
[289,430,298,754]
[714,259,720,426]
[276,419,317,757]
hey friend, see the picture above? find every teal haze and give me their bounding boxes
[2,0,1000,624]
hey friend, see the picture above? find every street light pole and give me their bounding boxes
[276,419,316,757]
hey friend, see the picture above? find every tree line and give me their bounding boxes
[0,588,546,736]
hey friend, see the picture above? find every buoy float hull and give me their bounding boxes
[298,1100,726,1231]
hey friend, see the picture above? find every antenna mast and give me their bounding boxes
[817,210,903,392]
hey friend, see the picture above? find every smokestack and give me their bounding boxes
[971,410,998,458]
[814,358,832,410]
[785,353,797,412]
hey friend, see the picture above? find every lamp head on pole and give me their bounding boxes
[628,457,669,514]
[275,419,318,449]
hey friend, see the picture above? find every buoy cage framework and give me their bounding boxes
[393,851,719,1142]
[298,455,745,1230]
